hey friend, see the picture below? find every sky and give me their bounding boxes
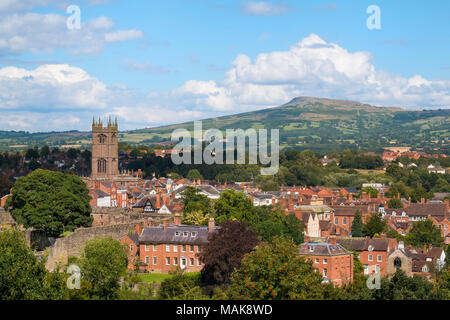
[0,0,449,132]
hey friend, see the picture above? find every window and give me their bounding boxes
[145,256,149,264]
[173,245,178,252]
[377,255,382,262]
[191,232,197,237]
[173,257,178,265]
[309,246,314,252]
[368,254,373,262]
[196,246,200,252]
[175,231,180,236]
[153,244,157,251]
[315,258,319,264]
[189,245,194,253]
[364,264,369,275]
[334,218,338,225]
[323,259,328,265]
[130,244,134,251]
[394,258,402,268]
[153,257,157,265]
[197,259,201,266]
[98,134,106,144]
[183,232,189,237]
[166,257,170,265]
[166,245,170,252]
[375,265,380,273]
[190,258,194,266]
[97,158,106,173]
[343,217,347,225]
[145,245,149,252]
[182,245,186,252]
[323,269,327,277]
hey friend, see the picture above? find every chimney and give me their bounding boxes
[271,196,275,206]
[349,193,353,201]
[162,193,167,206]
[421,198,425,204]
[328,236,337,246]
[289,200,294,212]
[197,178,201,185]
[156,193,161,208]
[163,218,170,231]
[426,199,430,204]
[423,243,427,254]
[143,219,148,228]
[408,197,411,207]
[208,217,215,233]
[135,223,142,235]
[170,192,175,201]
[174,213,181,226]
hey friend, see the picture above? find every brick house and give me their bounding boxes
[123,216,217,273]
[337,237,398,276]
[298,237,354,287]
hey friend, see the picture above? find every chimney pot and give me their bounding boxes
[208,217,215,233]
[135,223,142,235]
[163,218,170,231]
[174,213,181,226]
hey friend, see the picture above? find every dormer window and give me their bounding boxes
[191,232,197,237]
[309,246,314,252]
[183,231,189,237]
[175,231,180,236]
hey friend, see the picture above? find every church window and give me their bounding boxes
[394,257,402,268]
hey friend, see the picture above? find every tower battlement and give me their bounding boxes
[91,116,119,179]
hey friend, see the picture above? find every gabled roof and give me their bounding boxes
[298,242,350,256]
[337,237,389,252]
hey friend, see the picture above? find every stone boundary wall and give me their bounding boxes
[44,221,145,271]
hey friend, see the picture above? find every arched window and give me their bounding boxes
[97,158,107,173]
[394,257,402,268]
[98,134,106,144]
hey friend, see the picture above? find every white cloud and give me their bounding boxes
[241,1,292,16]
[0,12,144,56]
[121,59,169,74]
[0,34,449,132]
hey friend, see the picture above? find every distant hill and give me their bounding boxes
[1,97,449,154]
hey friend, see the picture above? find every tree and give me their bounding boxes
[40,145,50,159]
[351,210,363,237]
[363,213,387,238]
[214,189,256,226]
[227,237,324,300]
[181,186,211,215]
[186,169,204,180]
[80,237,128,300]
[387,197,403,209]
[157,269,207,300]
[199,221,260,295]
[182,210,209,226]
[7,169,92,237]
[0,230,48,300]
[405,219,444,247]
[360,186,378,198]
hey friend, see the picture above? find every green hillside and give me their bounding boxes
[1,97,449,154]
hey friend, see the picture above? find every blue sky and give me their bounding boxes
[0,0,449,132]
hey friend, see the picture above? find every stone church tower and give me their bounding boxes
[91,117,119,179]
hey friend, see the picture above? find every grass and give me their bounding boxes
[138,271,200,284]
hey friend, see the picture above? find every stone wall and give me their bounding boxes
[44,221,145,271]
[0,208,16,228]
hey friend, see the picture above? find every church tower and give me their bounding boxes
[91,116,119,179]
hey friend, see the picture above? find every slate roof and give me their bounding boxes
[298,242,350,256]
[92,189,109,198]
[337,237,389,252]
[385,203,447,217]
[139,224,216,245]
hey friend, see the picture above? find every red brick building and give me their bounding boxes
[337,237,398,276]
[122,216,217,273]
[298,237,354,287]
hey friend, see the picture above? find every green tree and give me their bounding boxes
[80,237,128,300]
[181,186,211,215]
[214,189,256,226]
[363,213,387,238]
[0,230,48,300]
[351,210,363,237]
[182,210,209,226]
[405,219,444,247]
[7,169,92,237]
[227,237,323,300]
[387,197,404,209]
[157,269,207,300]
[186,169,204,180]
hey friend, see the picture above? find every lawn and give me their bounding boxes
[138,271,200,284]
